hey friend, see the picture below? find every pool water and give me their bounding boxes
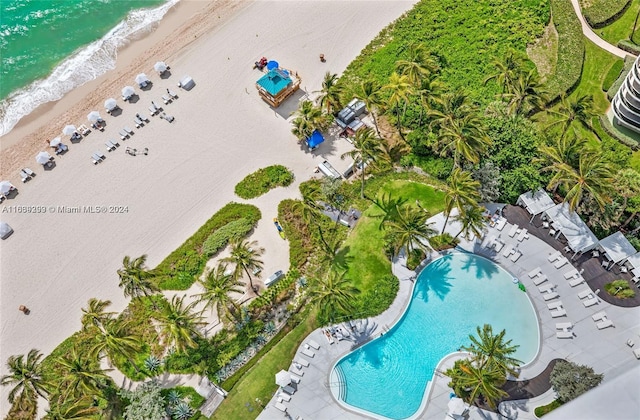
[332,252,539,419]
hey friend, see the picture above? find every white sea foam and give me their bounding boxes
[0,0,179,137]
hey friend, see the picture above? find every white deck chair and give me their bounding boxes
[547,301,563,310]
[583,297,599,307]
[556,330,574,339]
[538,283,555,294]
[591,311,607,321]
[577,289,593,299]
[294,358,310,367]
[528,267,542,278]
[275,402,287,412]
[555,322,573,330]
[533,274,548,286]
[290,365,304,377]
[508,224,519,237]
[502,245,514,258]
[301,348,314,358]
[596,319,614,330]
[307,340,320,350]
[517,229,529,241]
[554,257,569,269]
[543,291,559,301]
[548,251,562,262]
[510,251,522,262]
[278,393,291,402]
[550,308,567,318]
[19,170,30,182]
[564,269,578,279]
[569,276,585,287]
[493,240,505,252]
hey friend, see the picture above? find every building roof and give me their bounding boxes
[256,69,292,96]
[543,203,599,253]
[598,232,637,264]
[516,189,556,217]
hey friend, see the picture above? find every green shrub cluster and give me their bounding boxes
[250,269,299,310]
[546,0,585,100]
[400,153,454,180]
[156,203,261,289]
[534,399,563,417]
[604,279,636,298]
[234,165,294,199]
[580,0,630,27]
[599,115,640,150]
[352,274,399,320]
[618,39,640,55]
[160,386,206,410]
[429,233,459,251]
[202,218,255,257]
[603,59,625,91]
[278,199,314,268]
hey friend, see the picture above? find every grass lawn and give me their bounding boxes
[211,314,318,420]
[595,0,640,45]
[631,150,640,171]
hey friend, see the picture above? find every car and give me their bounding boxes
[265,270,284,288]
[0,222,13,239]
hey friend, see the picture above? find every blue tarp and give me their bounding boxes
[307,130,325,148]
[267,60,279,70]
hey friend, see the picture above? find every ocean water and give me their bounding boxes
[0,0,178,136]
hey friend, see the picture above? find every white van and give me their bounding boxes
[317,160,342,179]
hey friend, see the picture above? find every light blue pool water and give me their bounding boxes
[332,252,539,420]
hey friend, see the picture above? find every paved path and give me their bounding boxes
[570,0,633,59]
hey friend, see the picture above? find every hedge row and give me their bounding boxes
[202,218,255,257]
[603,59,625,92]
[599,115,640,150]
[234,165,294,199]
[156,203,261,289]
[580,0,631,28]
[249,269,300,310]
[546,0,585,100]
[607,55,636,100]
[618,39,640,55]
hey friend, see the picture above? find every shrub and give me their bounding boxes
[603,59,625,92]
[604,279,636,298]
[202,218,255,257]
[234,165,294,199]
[618,39,640,55]
[406,248,426,270]
[550,360,603,403]
[580,0,631,28]
[250,269,300,310]
[278,199,314,269]
[353,274,399,320]
[429,233,458,250]
[400,153,453,180]
[534,399,563,417]
[160,386,206,410]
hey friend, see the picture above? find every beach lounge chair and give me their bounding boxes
[538,283,555,294]
[19,170,30,183]
[78,124,90,135]
[134,117,143,128]
[548,251,562,262]
[592,311,607,321]
[554,257,569,269]
[23,168,34,177]
[290,374,301,384]
[274,402,287,413]
[596,319,614,330]
[556,322,573,330]
[124,126,134,135]
[137,113,149,122]
[517,229,529,242]
[105,141,116,152]
[91,155,100,165]
[569,276,585,287]
[508,224,519,237]
[148,105,159,116]
[294,358,310,367]
[307,340,320,350]
[578,289,593,299]
[543,291,559,301]
[550,308,567,318]
[533,274,548,286]
[547,301,563,310]
[556,330,574,339]
[483,235,496,248]
[495,218,506,231]
[119,130,128,140]
[493,240,505,252]
[502,245,514,258]
[564,269,579,279]
[583,297,599,307]
[634,349,640,359]
[167,88,178,99]
[528,267,542,278]
[510,251,522,262]
[301,348,314,358]
[290,365,304,377]
[278,393,291,402]
[162,94,172,104]
[160,113,174,122]
[282,385,295,395]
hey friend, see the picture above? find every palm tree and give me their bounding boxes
[429,89,474,131]
[117,255,160,300]
[461,324,522,377]
[446,359,509,409]
[442,169,481,234]
[395,42,439,86]
[223,239,264,295]
[316,72,342,114]
[81,298,115,331]
[57,348,112,400]
[438,113,491,168]
[415,73,444,127]
[90,319,141,372]
[291,100,330,141]
[156,295,204,353]
[536,135,587,194]
[1,349,49,409]
[547,94,599,140]
[502,69,548,116]
[382,72,413,139]
[192,262,245,322]
[341,127,384,198]
[45,396,98,420]
[453,204,486,240]
[308,269,360,324]
[483,50,526,93]
[384,204,437,256]
[351,78,383,135]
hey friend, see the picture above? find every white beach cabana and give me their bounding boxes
[122,86,135,101]
[87,111,102,122]
[542,203,599,257]
[135,73,150,88]
[154,61,168,74]
[275,370,291,387]
[622,252,640,276]
[517,189,556,222]
[49,137,61,147]
[598,232,637,270]
[35,151,52,165]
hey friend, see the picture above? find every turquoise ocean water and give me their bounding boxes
[0,0,177,136]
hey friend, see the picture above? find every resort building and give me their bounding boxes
[612,55,640,134]
[255,68,301,107]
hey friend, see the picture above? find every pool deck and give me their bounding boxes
[257,214,640,420]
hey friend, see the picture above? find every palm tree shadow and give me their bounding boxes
[332,246,352,271]
[414,257,453,302]
[461,253,499,280]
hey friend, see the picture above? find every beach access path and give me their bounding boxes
[0,0,418,415]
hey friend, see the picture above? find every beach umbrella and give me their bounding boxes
[135,73,149,85]
[266,60,279,70]
[87,111,101,122]
[104,98,117,111]
[275,370,291,387]
[62,125,77,136]
[154,61,167,73]
[122,86,135,98]
[50,137,62,147]
[0,181,14,195]
[36,151,52,165]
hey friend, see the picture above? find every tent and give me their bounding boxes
[275,370,291,387]
[598,232,637,269]
[266,60,279,70]
[542,203,598,255]
[306,130,324,149]
[179,75,195,90]
[517,189,556,222]
[154,61,168,74]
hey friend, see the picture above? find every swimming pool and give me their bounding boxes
[331,252,539,419]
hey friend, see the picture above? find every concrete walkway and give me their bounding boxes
[570,0,633,59]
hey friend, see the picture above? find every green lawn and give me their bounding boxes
[569,40,621,112]
[595,0,640,45]
[211,314,318,420]
[631,150,640,171]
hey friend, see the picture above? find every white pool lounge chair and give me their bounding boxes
[564,269,579,279]
[502,245,514,258]
[517,229,529,242]
[275,402,287,412]
[528,267,542,278]
[483,235,496,248]
[78,124,90,135]
[278,393,291,402]
[591,311,607,321]
[547,301,563,310]
[548,251,562,262]
[301,348,314,358]
[596,319,614,330]
[282,385,295,395]
[550,308,567,318]
[495,218,506,231]
[294,358,310,367]
[307,340,320,350]
[543,291,559,301]
[510,251,522,262]
[105,141,116,152]
[290,374,301,384]
[569,276,585,287]
[556,330,573,339]
[493,240,505,252]
[577,289,593,299]
[508,224,519,237]
[162,94,172,104]
[124,126,134,135]
[533,274,548,286]
[554,257,569,269]
[556,322,573,330]
[19,170,30,182]
[634,349,640,359]
[290,364,304,377]
[583,297,599,307]
[538,284,555,294]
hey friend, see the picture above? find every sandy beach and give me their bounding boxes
[0,0,417,414]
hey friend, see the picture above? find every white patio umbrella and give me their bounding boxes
[275,370,291,387]
[104,98,117,111]
[62,125,77,136]
[50,137,62,147]
[0,181,14,195]
[87,111,101,122]
[154,61,167,73]
[122,86,135,98]
[135,73,149,85]
[36,151,52,165]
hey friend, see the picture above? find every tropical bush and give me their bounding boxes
[250,269,300,310]
[202,218,256,257]
[429,233,458,251]
[160,386,205,412]
[278,199,313,268]
[604,279,636,298]
[580,0,631,27]
[550,360,603,403]
[534,399,563,417]
[234,165,294,199]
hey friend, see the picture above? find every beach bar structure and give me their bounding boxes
[255,68,300,107]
